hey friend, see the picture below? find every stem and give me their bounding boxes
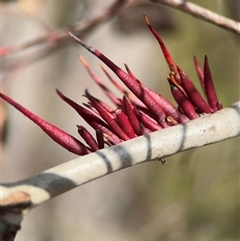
[1,0,127,57]
[151,0,240,35]
[1,101,240,240]
[2,101,240,205]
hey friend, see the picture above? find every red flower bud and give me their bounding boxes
[0,92,90,155]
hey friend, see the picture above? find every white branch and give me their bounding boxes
[1,101,240,240]
[2,101,240,203]
[151,0,240,35]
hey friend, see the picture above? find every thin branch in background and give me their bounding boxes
[2,0,239,58]
[0,0,127,57]
[151,0,240,35]
[1,0,127,95]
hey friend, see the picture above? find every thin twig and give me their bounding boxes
[1,101,240,240]
[151,0,240,35]
[0,0,127,57]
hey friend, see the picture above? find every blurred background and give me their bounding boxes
[1,0,239,240]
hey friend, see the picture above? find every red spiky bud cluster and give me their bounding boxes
[0,16,222,156]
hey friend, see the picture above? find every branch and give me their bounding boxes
[151,0,240,35]
[0,0,127,57]
[1,101,240,240]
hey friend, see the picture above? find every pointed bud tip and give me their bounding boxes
[67,31,74,38]
[56,89,64,97]
[124,63,130,72]
[143,14,150,26]
[67,31,86,48]
[79,56,88,67]
[204,55,209,64]
[99,63,107,71]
